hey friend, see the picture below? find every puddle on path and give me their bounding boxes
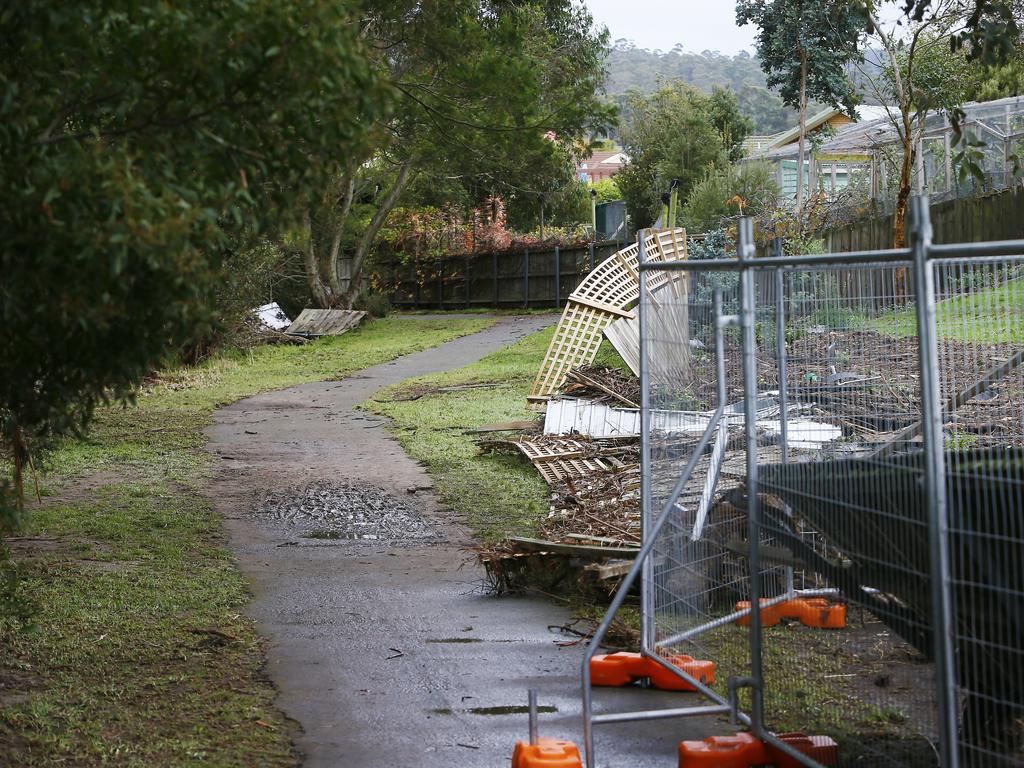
[303,530,381,540]
[252,481,439,540]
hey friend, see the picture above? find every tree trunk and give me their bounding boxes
[339,158,417,308]
[11,425,27,511]
[795,50,809,216]
[893,115,915,250]
[303,209,332,308]
[325,176,356,299]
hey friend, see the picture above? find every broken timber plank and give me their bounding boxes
[584,559,635,581]
[506,537,639,559]
[465,420,541,434]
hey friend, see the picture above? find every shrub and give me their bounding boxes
[354,292,392,318]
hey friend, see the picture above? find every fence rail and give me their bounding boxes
[371,240,623,310]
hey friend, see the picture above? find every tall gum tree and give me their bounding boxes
[736,0,861,215]
[302,1,614,309]
[856,1,979,247]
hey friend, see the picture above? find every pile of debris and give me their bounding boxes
[477,366,644,590]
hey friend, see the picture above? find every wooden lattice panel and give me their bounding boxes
[529,229,687,404]
[513,438,611,484]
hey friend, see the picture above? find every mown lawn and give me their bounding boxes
[877,277,1024,343]
[0,315,493,767]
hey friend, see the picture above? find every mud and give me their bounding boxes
[206,315,723,767]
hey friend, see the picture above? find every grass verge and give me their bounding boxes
[0,315,493,767]
[365,326,627,542]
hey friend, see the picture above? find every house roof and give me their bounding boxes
[579,149,629,169]
[747,95,1024,164]
[768,105,896,150]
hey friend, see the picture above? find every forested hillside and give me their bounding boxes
[604,40,803,134]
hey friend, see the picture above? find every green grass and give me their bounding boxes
[366,323,630,542]
[0,315,493,767]
[366,326,554,542]
[876,278,1024,343]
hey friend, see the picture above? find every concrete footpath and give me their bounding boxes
[206,315,711,767]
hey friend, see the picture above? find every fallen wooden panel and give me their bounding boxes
[514,437,612,484]
[603,312,640,376]
[603,287,693,383]
[528,228,688,405]
[286,309,367,337]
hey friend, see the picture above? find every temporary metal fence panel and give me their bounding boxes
[580,199,1024,768]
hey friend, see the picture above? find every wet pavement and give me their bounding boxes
[206,315,723,767]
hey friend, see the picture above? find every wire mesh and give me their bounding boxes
[638,244,1024,767]
[755,262,944,767]
[932,257,1024,767]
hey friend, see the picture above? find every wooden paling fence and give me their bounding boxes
[375,240,624,310]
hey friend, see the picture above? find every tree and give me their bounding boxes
[616,81,750,228]
[737,0,862,214]
[901,0,1023,63]
[0,1,386,525]
[301,1,613,308]
[682,162,780,232]
[857,3,981,246]
[590,178,624,204]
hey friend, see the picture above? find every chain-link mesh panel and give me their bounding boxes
[932,257,1024,767]
[751,263,949,767]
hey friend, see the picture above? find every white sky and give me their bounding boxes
[582,0,757,54]
[581,1,909,55]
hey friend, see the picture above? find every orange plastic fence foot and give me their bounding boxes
[678,733,769,768]
[771,733,840,767]
[679,732,839,768]
[512,738,582,768]
[590,652,715,691]
[734,598,846,629]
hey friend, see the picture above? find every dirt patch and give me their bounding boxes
[0,659,40,709]
[37,470,126,507]
[6,535,114,564]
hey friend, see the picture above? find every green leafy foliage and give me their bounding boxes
[736,0,861,117]
[0,1,388,528]
[903,0,1022,64]
[616,83,750,228]
[303,1,614,307]
[682,162,780,232]
[589,178,624,204]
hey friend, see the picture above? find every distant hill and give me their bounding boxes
[603,40,805,135]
